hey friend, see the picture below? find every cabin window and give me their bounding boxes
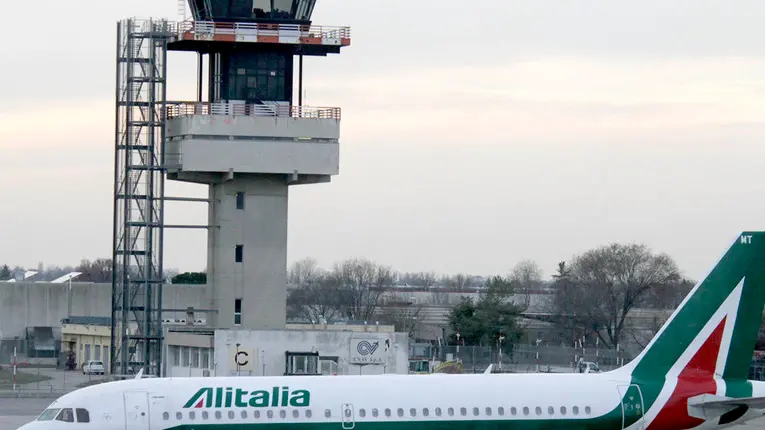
[460,407,467,416]
[447,407,454,416]
[37,409,61,421]
[189,411,196,420]
[267,410,274,419]
[435,407,441,416]
[162,412,169,420]
[325,409,331,418]
[548,406,554,415]
[76,409,90,423]
[228,411,235,419]
[560,406,567,415]
[253,411,260,418]
[55,409,74,422]
[293,410,299,418]
[280,410,286,419]
[422,408,429,416]
[176,412,182,420]
[359,409,366,417]
[535,407,542,416]
[384,408,391,417]
[410,408,416,417]
[498,407,505,416]
[306,410,313,418]
[510,407,517,416]
[371,409,378,417]
[522,407,529,416]
[585,406,591,415]
[472,407,479,416]
[397,408,404,417]
[485,407,492,416]
[573,406,579,415]
[202,411,209,420]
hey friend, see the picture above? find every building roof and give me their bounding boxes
[61,316,111,326]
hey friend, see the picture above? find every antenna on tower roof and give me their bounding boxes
[177,0,187,21]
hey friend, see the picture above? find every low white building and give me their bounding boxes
[164,323,409,377]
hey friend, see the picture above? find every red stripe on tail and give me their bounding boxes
[647,317,726,430]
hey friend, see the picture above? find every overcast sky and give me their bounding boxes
[1,0,764,281]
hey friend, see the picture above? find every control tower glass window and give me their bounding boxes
[219,51,291,103]
[189,0,316,21]
[252,0,316,20]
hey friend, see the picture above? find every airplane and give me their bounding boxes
[17,231,765,430]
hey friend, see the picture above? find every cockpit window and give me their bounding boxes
[37,409,61,421]
[76,408,90,423]
[55,408,75,422]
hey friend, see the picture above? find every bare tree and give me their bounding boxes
[377,299,424,338]
[76,258,113,282]
[331,258,394,321]
[400,271,438,288]
[441,273,476,291]
[287,274,343,323]
[555,243,681,348]
[509,259,543,309]
[288,257,323,288]
[623,310,671,350]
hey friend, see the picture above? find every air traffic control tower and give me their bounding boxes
[166,1,350,330]
[111,1,349,376]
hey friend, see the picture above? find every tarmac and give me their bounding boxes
[0,398,51,430]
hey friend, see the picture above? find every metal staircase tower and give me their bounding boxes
[110,18,174,377]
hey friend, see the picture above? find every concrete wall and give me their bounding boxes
[0,282,209,340]
[213,329,409,377]
[165,115,340,176]
[206,177,289,330]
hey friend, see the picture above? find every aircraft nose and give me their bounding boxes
[15,420,39,430]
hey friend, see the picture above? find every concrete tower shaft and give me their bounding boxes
[165,2,350,330]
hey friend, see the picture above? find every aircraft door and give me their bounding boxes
[124,391,150,430]
[341,403,355,429]
[617,384,645,430]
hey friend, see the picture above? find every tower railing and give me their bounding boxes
[173,20,351,43]
[166,101,341,120]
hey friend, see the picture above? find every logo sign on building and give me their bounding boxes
[349,338,388,365]
[230,347,256,372]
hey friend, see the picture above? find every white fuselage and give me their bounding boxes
[16,372,765,430]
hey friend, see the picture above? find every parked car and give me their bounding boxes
[83,360,105,375]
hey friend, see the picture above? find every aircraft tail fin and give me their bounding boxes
[622,232,765,384]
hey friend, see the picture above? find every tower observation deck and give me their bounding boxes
[110,0,350,377]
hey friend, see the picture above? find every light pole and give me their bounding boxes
[235,343,241,376]
[496,335,505,371]
[455,332,460,361]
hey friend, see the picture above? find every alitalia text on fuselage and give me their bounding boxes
[183,386,310,409]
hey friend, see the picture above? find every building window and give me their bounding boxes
[191,348,200,368]
[171,346,180,366]
[201,348,210,369]
[234,299,242,325]
[235,245,243,262]
[285,351,319,375]
[236,192,245,210]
